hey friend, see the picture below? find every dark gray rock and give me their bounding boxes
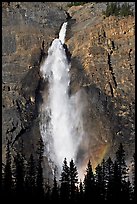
[2,2,67,166]
[2,35,16,55]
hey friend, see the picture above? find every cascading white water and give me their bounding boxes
[59,22,67,44]
[40,22,84,176]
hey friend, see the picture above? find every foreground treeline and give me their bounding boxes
[2,138,135,202]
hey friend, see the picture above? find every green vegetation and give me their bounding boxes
[68,2,88,7]
[120,2,134,17]
[103,2,133,17]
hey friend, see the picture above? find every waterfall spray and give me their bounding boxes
[40,22,84,177]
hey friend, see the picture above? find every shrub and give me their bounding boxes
[68,2,88,7]
[120,2,133,17]
[103,2,133,17]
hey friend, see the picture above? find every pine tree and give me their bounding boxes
[14,138,26,200]
[111,144,128,201]
[69,159,78,201]
[103,2,120,17]
[101,159,107,199]
[95,163,105,200]
[84,160,96,201]
[60,158,70,201]
[2,164,5,196]
[25,154,36,199]
[105,157,114,200]
[116,143,127,180]
[36,137,44,200]
[14,152,25,199]
[115,143,128,199]
[45,181,51,202]
[79,179,84,202]
[120,2,133,16]
[122,177,133,201]
[103,2,133,17]
[132,153,135,201]
[112,160,121,200]
[51,174,59,202]
[3,139,13,199]
[75,184,79,202]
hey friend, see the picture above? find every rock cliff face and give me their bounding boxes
[2,2,67,161]
[66,2,135,167]
[2,2,135,173]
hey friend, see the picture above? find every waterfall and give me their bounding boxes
[39,22,84,177]
[59,22,67,44]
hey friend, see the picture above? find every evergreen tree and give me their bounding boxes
[132,153,135,201]
[105,157,114,200]
[122,177,133,201]
[3,139,13,199]
[45,181,51,202]
[103,2,133,17]
[14,152,25,199]
[14,138,26,200]
[25,154,36,199]
[112,159,132,201]
[2,164,5,196]
[112,160,121,200]
[36,137,44,200]
[51,175,59,202]
[84,160,96,201]
[103,2,120,17]
[120,2,133,16]
[101,159,107,199]
[116,143,127,180]
[112,143,128,201]
[78,179,84,202]
[95,163,105,200]
[69,159,78,201]
[60,158,70,201]
[75,184,79,203]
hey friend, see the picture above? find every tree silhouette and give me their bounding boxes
[132,153,135,201]
[122,177,133,201]
[60,158,70,201]
[2,140,134,202]
[14,139,26,200]
[35,137,44,200]
[84,160,96,201]
[78,179,84,202]
[45,180,51,202]
[115,143,128,199]
[69,159,78,201]
[51,174,59,202]
[2,164,5,196]
[105,157,114,200]
[25,154,36,199]
[95,163,105,200]
[14,152,25,199]
[3,139,13,200]
[100,159,107,199]
[112,160,121,200]
[116,143,127,180]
